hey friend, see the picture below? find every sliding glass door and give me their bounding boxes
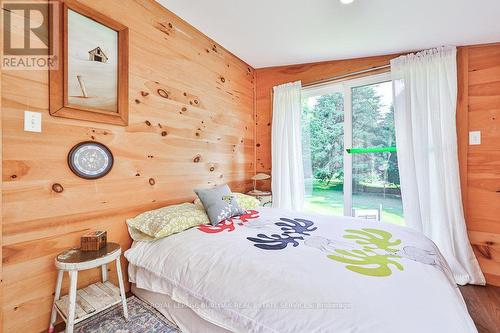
[302,73,404,225]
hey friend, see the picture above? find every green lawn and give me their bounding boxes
[304,181,405,225]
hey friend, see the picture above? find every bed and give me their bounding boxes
[125,207,477,333]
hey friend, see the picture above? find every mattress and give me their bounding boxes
[125,207,477,333]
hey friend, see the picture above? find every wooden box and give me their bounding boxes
[81,231,107,251]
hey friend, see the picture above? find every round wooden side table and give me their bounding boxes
[48,243,128,333]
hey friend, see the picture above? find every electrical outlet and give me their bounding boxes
[469,131,481,145]
[24,111,42,133]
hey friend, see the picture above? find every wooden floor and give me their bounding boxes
[460,284,500,333]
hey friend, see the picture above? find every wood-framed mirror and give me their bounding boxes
[49,0,129,126]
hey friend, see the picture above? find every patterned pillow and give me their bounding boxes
[194,193,260,211]
[126,203,209,239]
[233,193,260,210]
[194,185,245,226]
[127,224,155,242]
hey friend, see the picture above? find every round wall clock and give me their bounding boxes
[67,141,114,179]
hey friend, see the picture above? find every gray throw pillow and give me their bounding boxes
[194,185,245,226]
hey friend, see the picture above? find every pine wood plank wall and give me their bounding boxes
[459,43,500,286]
[1,1,255,332]
[255,44,500,286]
[0,15,4,333]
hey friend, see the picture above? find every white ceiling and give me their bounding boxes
[156,0,500,68]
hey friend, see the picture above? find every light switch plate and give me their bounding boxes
[469,131,481,145]
[24,111,42,133]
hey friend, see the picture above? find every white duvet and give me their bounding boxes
[125,207,477,333]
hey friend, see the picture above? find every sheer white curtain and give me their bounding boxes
[391,46,485,285]
[271,81,305,211]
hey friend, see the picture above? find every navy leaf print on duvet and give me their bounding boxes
[247,218,317,250]
[276,218,317,236]
[247,233,303,250]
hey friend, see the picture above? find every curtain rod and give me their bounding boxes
[302,64,391,88]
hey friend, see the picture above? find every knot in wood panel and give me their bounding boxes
[157,21,174,36]
[157,89,169,99]
[141,91,149,97]
[145,120,151,126]
[149,178,156,186]
[161,131,168,137]
[474,244,492,260]
[193,155,201,163]
[52,183,64,193]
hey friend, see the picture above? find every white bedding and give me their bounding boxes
[125,207,477,333]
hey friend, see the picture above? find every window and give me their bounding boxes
[302,73,403,225]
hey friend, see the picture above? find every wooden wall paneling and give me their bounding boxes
[254,53,401,190]
[1,0,255,332]
[469,230,500,286]
[466,43,500,286]
[0,10,3,333]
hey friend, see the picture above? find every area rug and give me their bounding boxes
[74,296,180,333]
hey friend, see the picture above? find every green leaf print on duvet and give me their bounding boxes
[328,249,403,277]
[343,228,401,252]
[327,228,404,277]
